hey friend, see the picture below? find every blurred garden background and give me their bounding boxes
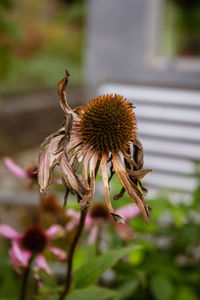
[0,0,200,299]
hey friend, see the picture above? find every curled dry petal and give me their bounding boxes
[112,153,150,223]
[133,137,144,169]
[79,152,99,210]
[38,132,64,194]
[56,113,73,154]
[57,69,71,113]
[100,154,125,223]
[60,151,89,197]
[114,187,126,201]
[127,168,152,180]
[100,154,114,213]
[111,213,126,224]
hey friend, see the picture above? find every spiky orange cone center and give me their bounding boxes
[78,94,136,154]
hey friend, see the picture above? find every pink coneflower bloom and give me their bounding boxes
[0,224,66,274]
[66,203,140,243]
[4,157,61,187]
[38,71,151,223]
[4,157,37,182]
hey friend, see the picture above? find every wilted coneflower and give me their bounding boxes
[38,71,151,223]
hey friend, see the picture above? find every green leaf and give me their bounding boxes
[150,275,174,300]
[176,286,199,300]
[67,285,119,300]
[74,245,141,288]
[116,279,139,298]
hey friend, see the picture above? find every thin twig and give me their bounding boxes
[59,208,87,300]
[19,255,34,300]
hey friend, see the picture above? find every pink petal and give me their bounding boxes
[48,246,67,260]
[52,178,62,184]
[66,208,80,219]
[36,254,52,275]
[116,204,140,221]
[84,214,93,228]
[66,219,79,231]
[9,241,31,271]
[0,224,22,240]
[65,209,80,231]
[88,222,99,244]
[45,225,63,239]
[4,157,28,179]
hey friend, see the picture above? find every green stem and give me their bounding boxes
[19,255,34,300]
[59,208,87,300]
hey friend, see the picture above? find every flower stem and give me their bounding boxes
[19,255,34,300]
[59,208,87,300]
[38,194,44,226]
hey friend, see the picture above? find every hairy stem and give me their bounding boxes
[59,208,87,300]
[19,255,34,300]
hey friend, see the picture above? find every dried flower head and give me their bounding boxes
[78,94,136,154]
[38,71,151,223]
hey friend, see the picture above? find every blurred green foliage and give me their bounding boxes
[162,0,200,57]
[0,0,85,96]
[1,170,200,299]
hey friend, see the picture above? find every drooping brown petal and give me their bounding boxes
[132,137,144,169]
[139,181,148,196]
[56,113,73,154]
[79,152,98,211]
[62,155,79,208]
[108,159,115,183]
[63,189,70,208]
[40,127,65,150]
[57,70,71,113]
[112,153,150,223]
[114,187,126,201]
[60,150,89,197]
[121,148,137,169]
[100,154,125,224]
[82,149,94,189]
[127,168,152,180]
[100,154,114,213]
[38,133,64,194]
